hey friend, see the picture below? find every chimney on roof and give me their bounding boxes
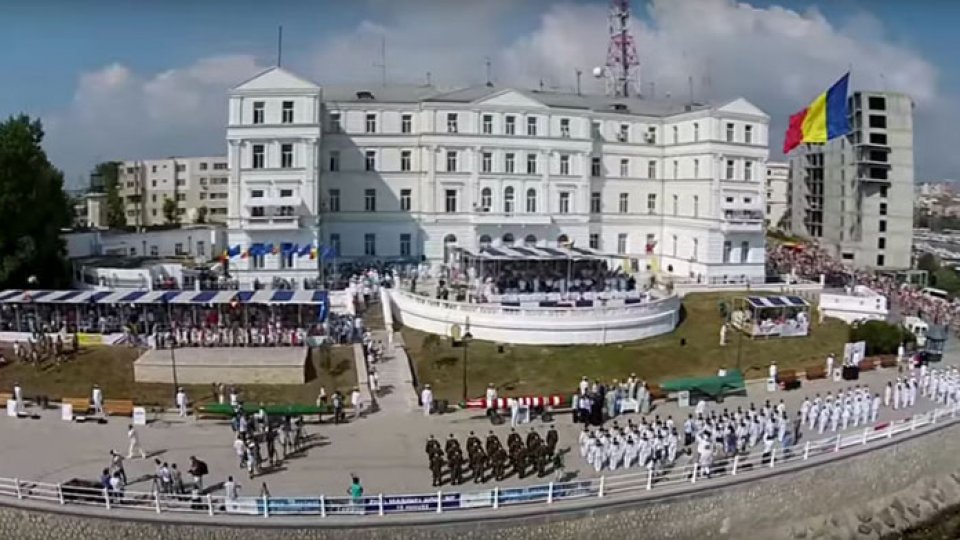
[356,91,375,100]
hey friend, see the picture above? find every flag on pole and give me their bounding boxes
[783,72,851,154]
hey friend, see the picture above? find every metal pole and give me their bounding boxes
[379,493,384,516]
[646,468,653,490]
[769,448,776,468]
[461,339,469,402]
[14,479,21,499]
[58,483,64,505]
[731,455,739,475]
[207,494,214,516]
[598,475,605,497]
[862,427,869,445]
[262,494,269,517]
[691,463,698,483]
[320,495,326,517]
[803,442,810,460]
[547,482,554,503]
[155,490,161,513]
[436,490,443,513]
[168,301,179,396]
[492,487,499,509]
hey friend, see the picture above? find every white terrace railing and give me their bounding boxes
[0,404,957,520]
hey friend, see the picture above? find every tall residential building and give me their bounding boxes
[117,156,229,227]
[225,66,769,288]
[765,161,790,230]
[788,91,914,269]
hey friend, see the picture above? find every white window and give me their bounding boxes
[281,101,294,124]
[592,121,602,139]
[505,115,515,135]
[693,158,699,178]
[744,125,753,144]
[740,241,749,263]
[400,234,411,257]
[328,112,341,132]
[619,193,629,213]
[723,241,732,262]
[559,192,571,214]
[329,234,340,257]
[647,160,657,179]
[591,157,602,177]
[400,150,412,172]
[251,145,264,169]
[693,122,699,142]
[279,188,293,198]
[526,153,537,175]
[505,153,515,174]
[364,189,377,212]
[618,124,629,142]
[672,194,678,215]
[692,238,699,261]
[328,189,340,212]
[252,252,265,269]
[446,150,458,172]
[526,116,537,136]
[281,143,294,168]
[504,187,515,213]
[150,245,159,257]
[401,114,412,134]
[620,158,629,177]
[647,193,656,214]
[447,113,458,133]
[589,233,600,249]
[672,126,678,144]
[672,235,678,257]
[329,151,340,172]
[526,189,537,213]
[365,150,376,171]
[693,195,699,217]
[482,115,493,134]
[400,189,411,211]
[199,163,208,171]
[617,234,627,254]
[646,126,657,144]
[673,160,679,179]
[560,154,570,175]
[252,101,264,124]
[364,233,376,256]
[482,152,492,173]
[480,188,492,211]
[445,189,457,213]
[560,118,570,138]
[726,123,734,142]
[744,161,753,181]
[365,113,377,133]
[590,192,601,213]
[726,159,735,180]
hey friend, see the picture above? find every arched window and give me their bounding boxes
[503,187,515,214]
[524,234,537,247]
[443,234,458,263]
[478,234,492,247]
[502,233,515,246]
[557,234,569,246]
[443,234,457,244]
[480,188,492,211]
[525,188,537,213]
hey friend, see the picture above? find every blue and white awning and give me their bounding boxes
[745,296,809,309]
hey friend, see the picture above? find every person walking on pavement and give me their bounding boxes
[176,387,188,418]
[350,387,362,420]
[92,384,104,416]
[189,456,208,491]
[421,384,434,417]
[109,450,127,485]
[127,425,147,459]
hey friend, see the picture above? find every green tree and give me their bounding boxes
[917,253,939,274]
[0,115,72,288]
[849,320,914,356]
[162,197,179,225]
[95,161,126,229]
[196,205,208,224]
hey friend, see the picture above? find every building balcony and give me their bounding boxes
[857,175,892,185]
[244,215,302,230]
[470,210,552,225]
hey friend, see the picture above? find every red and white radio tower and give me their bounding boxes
[604,0,640,97]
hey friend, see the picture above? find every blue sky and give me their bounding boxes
[1,0,956,185]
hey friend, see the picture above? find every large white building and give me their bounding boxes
[225,67,770,288]
[765,161,790,230]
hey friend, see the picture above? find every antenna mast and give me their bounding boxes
[277,26,283,67]
[604,0,640,97]
[373,35,387,87]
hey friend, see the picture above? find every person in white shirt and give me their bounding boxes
[92,384,104,416]
[769,362,778,384]
[420,385,433,417]
[578,377,589,396]
[176,387,188,417]
[350,388,362,420]
[127,424,147,459]
[224,476,239,500]
[826,354,835,378]
[12,382,23,413]
[485,384,498,416]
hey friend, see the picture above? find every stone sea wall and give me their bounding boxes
[1,421,958,540]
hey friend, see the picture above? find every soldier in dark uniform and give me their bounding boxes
[511,444,526,479]
[485,431,501,457]
[425,435,442,461]
[445,434,460,455]
[449,450,464,485]
[546,425,559,454]
[469,447,486,483]
[536,445,550,477]
[526,428,542,450]
[491,448,507,481]
[507,429,522,450]
[430,453,445,487]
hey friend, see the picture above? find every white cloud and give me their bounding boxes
[45,0,955,184]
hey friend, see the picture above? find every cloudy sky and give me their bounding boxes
[2,0,957,187]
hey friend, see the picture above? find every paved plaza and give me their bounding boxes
[0,344,955,499]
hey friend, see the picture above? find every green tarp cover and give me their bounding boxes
[659,369,746,398]
[198,403,330,416]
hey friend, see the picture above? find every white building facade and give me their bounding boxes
[765,161,790,230]
[226,67,770,287]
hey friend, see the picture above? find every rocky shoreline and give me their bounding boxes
[887,503,960,539]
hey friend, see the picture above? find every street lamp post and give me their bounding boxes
[164,298,179,396]
[461,332,473,403]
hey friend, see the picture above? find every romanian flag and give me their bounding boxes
[783,73,851,154]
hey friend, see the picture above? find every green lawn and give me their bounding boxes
[404,292,848,402]
[0,345,357,407]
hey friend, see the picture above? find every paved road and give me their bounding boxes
[0,348,955,498]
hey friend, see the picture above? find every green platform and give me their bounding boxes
[659,369,746,400]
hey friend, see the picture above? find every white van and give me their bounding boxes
[921,287,949,300]
[902,316,929,347]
